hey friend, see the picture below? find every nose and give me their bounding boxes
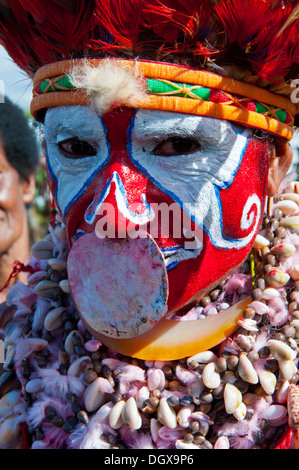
[85,107,154,239]
[91,171,153,239]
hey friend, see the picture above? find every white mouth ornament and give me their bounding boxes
[67,229,250,360]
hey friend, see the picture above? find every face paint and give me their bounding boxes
[44,105,270,336]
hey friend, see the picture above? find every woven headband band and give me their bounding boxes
[31,59,296,140]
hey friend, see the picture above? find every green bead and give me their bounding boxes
[147,79,210,100]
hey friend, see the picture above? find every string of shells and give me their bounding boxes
[0,185,299,449]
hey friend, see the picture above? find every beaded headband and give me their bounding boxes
[31,59,296,141]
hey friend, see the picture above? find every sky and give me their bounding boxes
[0,45,32,111]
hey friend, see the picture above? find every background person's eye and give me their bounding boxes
[58,138,97,158]
[153,137,201,156]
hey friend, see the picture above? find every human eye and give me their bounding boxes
[152,137,201,157]
[58,137,97,159]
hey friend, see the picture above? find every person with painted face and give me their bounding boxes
[0,0,298,449]
[0,97,38,301]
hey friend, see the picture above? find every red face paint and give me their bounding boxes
[45,106,270,319]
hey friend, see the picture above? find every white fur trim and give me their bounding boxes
[70,59,147,115]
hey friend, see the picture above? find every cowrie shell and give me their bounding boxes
[44,307,65,331]
[224,383,242,414]
[158,397,177,429]
[122,397,142,430]
[109,400,125,429]
[267,339,296,361]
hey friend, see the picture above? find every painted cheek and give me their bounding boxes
[166,137,269,312]
[220,138,269,240]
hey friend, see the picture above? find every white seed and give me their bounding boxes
[67,356,93,377]
[122,397,142,430]
[267,339,296,361]
[258,369,277,395]
[25,379,42,394]
[109,400,125,429]
[202,362,221,389]
[233,402,247,421]
[263,404,288,426]
[278,360,297,381]
[264,269,290,287]
[59,279,70,293]
[280,216,299,234]
[0,416,20,447]
[64,330,83,355]
[177,405,194,428]
[280,192,299,205]
[253,234,270,249]
[214,436,230,449]
[31,240,54,259]
[189,379,205,405]
[274,200,299,214]
[48,258,67,271]
[34,280,58,297]
[261,288,280,300]
[270,243,295,258]
[238,354,258,384]
[224,383,242,414]
[147,368,165,391]
[287,384,299,429]
[158,397,177,429]
[44,307,64,331]
[0,391,20,418]
[276,380,290,404]
[84,378,106,412]
[218,302,230,310]
[150,418,160,443]
[187,351,217,366]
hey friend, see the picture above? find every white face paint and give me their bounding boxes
[45,106,110,217]
[130,110,257,250]
[44,106,258,265]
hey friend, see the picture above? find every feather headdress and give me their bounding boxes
[0,0,298,126]
[0,1,298,85]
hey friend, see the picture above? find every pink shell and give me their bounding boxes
[67,231,168,339]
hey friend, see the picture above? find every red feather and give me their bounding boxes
[93,0,144,50]
[142,0,213,42]
[215,0,271,45]
[0,0,297,84]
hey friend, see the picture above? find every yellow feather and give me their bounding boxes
[276,4,299,38]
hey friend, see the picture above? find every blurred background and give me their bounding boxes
[1,44,299,244]
[1,45,53,243]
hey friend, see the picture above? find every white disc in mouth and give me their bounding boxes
[67,231,168,339]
